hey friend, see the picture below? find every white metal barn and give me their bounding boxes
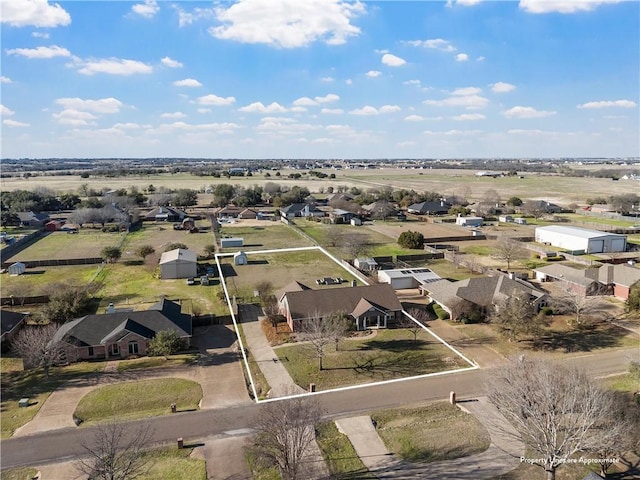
[8,262,26,276]
[456,216,484,227]
[159,248,197,279]
[378,268,441,290]
[535,225,627,254]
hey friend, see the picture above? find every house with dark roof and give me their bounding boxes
[407,201,451,215]
[143,206,188,222]
[280,203,325,219]
[278,282,403,331]
[16,211,50,227]
[424,274,547,321]
[1,310,29,349]
[52,298,192,362]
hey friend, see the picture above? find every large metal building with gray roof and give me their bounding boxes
[534,225,627,254]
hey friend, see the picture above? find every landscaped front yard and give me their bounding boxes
[275,328,469,391]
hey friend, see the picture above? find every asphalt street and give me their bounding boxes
[1,347,637,469]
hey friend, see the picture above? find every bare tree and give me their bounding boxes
[493,238,526,270]
[323,228,344,248]
[341,233,370,259]
[251,395,322,480]
[76,422,153,480]
[401,310,427,342]
[255,280,274,300]
[298,312,350,371]
[489,291,547,341]
[552,292,604,326]
[487,356,630,480]
[11,324,65,378]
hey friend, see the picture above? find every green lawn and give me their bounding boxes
[140,447,206,480]
[116,354,199,372]
[219,224,312,251]
[10,230,123,261]
[0,264,101,296]
[0,362,105,438]
[371,402,490,463]
[276,328,468,391]
[74,378,202,424]
[316,421,374,479]
[122,222,217,261]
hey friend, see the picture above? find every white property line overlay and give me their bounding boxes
[215,245,479,404]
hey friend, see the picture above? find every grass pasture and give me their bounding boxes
[122,222,216,261]
[218,223,312,251]
[9,230,123,262]
[0,264,101,296]
[371,402,490,463]
[276,328,469,391]
[73,377,202,424]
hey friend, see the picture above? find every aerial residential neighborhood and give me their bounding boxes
[1,1,639,480]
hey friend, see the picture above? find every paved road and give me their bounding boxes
[1,347,637,470]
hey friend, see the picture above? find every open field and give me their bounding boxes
[0,264,100,296]
[8,230,123,261]
[219,248,363,300]
[371,401,490,463]
[122,222,216,261]
[218,223,312,251]
[3,168,638,206]
[74,378,202,424]
[275,328,469,391]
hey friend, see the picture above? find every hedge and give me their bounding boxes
[432,303,450,320]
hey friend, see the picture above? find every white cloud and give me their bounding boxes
[321,76,335,83]
[1,0,71,27]
[407,38,456,52]
[404,115,424,122]
[161,112,187,119]
[452,87,482,96]
[208,0,366,48]
[161,56,183,68]
[491,81,516,93]
[424,129,482,136]
[424,94,489,110]
[293,97,317,106]
[503,106,557,118]
[366,70,382,78]
[321,108,344,114]
[316,93,340,103]
[379,105,401,113]
[349,105,399,115]
[1,76,13,84]
[455,53,469,62]
[6,45,71,59]
[453,113,486,121]
[146,121,241,135]
[293,94,339,107]
[404,80,421,86]
[238,101,287,113]
[577,100,637,109]
[52,109,98,126]
[55,97,123,113]
[76,58,153,75]
[197,108,212,114]
[173,78,202,87]
[197,94,236,106]
[132,0,159,18]
[456,0,483,5]
[32,31,50,38]
[350,106,379,116]
[476,56,485,62]
[3,119,30,127]
[1,104,15,116]
[382,53,406,67]
[519,0,623,14]
[345,78,352,85]
[174,5,216,27]
[112,123,141,130]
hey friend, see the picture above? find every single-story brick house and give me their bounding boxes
[16,211,50,227]
[143,206,188,222]
[424,274,547,321]
[52,298,192,362]
[280,203,325,219]
[277,281,403,331]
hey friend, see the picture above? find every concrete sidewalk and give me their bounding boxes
[335,397,524,479]
[237,304,305,398]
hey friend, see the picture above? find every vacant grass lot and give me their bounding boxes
[0,264,100,296]
[122,222,216,261]
[372,402,490,463]
[218,223,311,251]
[220,248,362,300]
[10,230,123,261]
[0,361,104,438]
[276,328,468,391]
[74,378,202,424]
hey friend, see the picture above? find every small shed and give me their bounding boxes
[45,220,64,231]
[234,251,248,266]
[220,237,244,248]
[350,217,362,226]
[514,217,527,225]
[354,257,378,271]
[498,215,513,223]
[159,249,197,279]
[8,262,26,276]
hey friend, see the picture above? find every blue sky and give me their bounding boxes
[1,0,638,159]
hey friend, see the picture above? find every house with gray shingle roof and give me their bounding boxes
[278,282,402,331]
[424,274,547,321]
[53,298,192,362]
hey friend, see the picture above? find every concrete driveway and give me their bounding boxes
[14,325,250,437]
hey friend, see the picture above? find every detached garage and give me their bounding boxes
[535,225,627,254]
[159,248,197,279]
